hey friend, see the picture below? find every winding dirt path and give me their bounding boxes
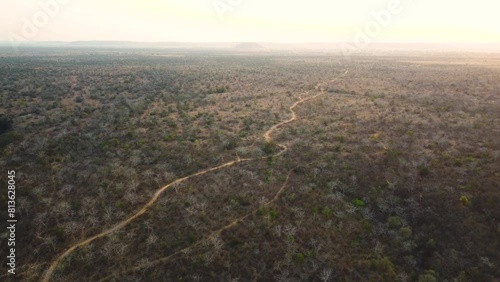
[42,159,253,282]
[99,167,299,281]
[42,72,347,282]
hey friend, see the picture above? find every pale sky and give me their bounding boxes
[1,0,499,44]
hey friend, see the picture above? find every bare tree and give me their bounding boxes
[211,235,224,252]
[274,225,282,238]
[319,268,333,282]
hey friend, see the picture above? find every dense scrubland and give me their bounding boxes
[0,49,499,281]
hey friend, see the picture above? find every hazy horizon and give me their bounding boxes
[1,0,499,47]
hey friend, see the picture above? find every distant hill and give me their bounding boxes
[233,42,265,51]
[66,41,236,49]
[0,40,498,53]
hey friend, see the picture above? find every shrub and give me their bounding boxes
[372,257,397,281]
[269,209,277,221]
[295,253,305,264]
[230,199,238,208]
[322,207,331,217]
[352,198,365,207]
[399,227,412,239]
[0,116,13,134]
[262,141,278,155]
[334,134,345,143]
[0,131,21,150]
[222,137,238,150]
[459,195,471,206]
[163,132,176,142]
[387,216,402,229]
[418,270,439,282]
[216,85,227,93]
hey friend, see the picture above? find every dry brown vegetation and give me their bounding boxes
[0,49,499,281]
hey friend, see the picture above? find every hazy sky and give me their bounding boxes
[1,0,499,43]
